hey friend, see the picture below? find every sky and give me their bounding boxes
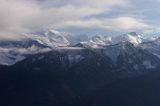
[0,0,160,40]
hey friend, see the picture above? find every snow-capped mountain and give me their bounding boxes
[26,29,70,48]
[1,29,160,67]
[0,51,25,66]
[141,32,160,41]
[2,29,160,106]
[1,41,160,100]
[140,37,160,58]
[0,38,52,65]
[66,34,89,45]
[112,32,142,45]
[2,30,160,106]
[26,29,90,48]
[103,42,160,70]
[0,39,48,48]
[78,35,112,48]
[0,29,88,65]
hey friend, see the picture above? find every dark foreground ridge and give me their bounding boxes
[1,65,160,106]
[0,46,160,106]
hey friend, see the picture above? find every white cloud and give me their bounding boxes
[54,17,148,31]
[107,17,148,31]
[39,0,129,7]
[81,0,129,7]
[0,0,133,40]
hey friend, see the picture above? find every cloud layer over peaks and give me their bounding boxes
[0,0,159,39]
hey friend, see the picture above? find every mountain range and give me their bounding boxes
[1,29,160,106]
[0,29,159,66]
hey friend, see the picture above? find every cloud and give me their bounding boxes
[54,17,148,31]
[107,17,148,31]
[0,0,42,40]
[0,0,131,40]
[38,0,129,7]
[8,0,160,40]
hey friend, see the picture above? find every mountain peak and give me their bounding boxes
[79,35,112,48]
[112,32,142,45]
[25,29,70,48]
[45,29,61,36]
[49,29,61,35]
[128,32,138,36]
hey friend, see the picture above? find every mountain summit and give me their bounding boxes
[112,32,142,45]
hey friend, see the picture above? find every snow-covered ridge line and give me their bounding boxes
[1,29,160,66]
[24,29,160,48]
